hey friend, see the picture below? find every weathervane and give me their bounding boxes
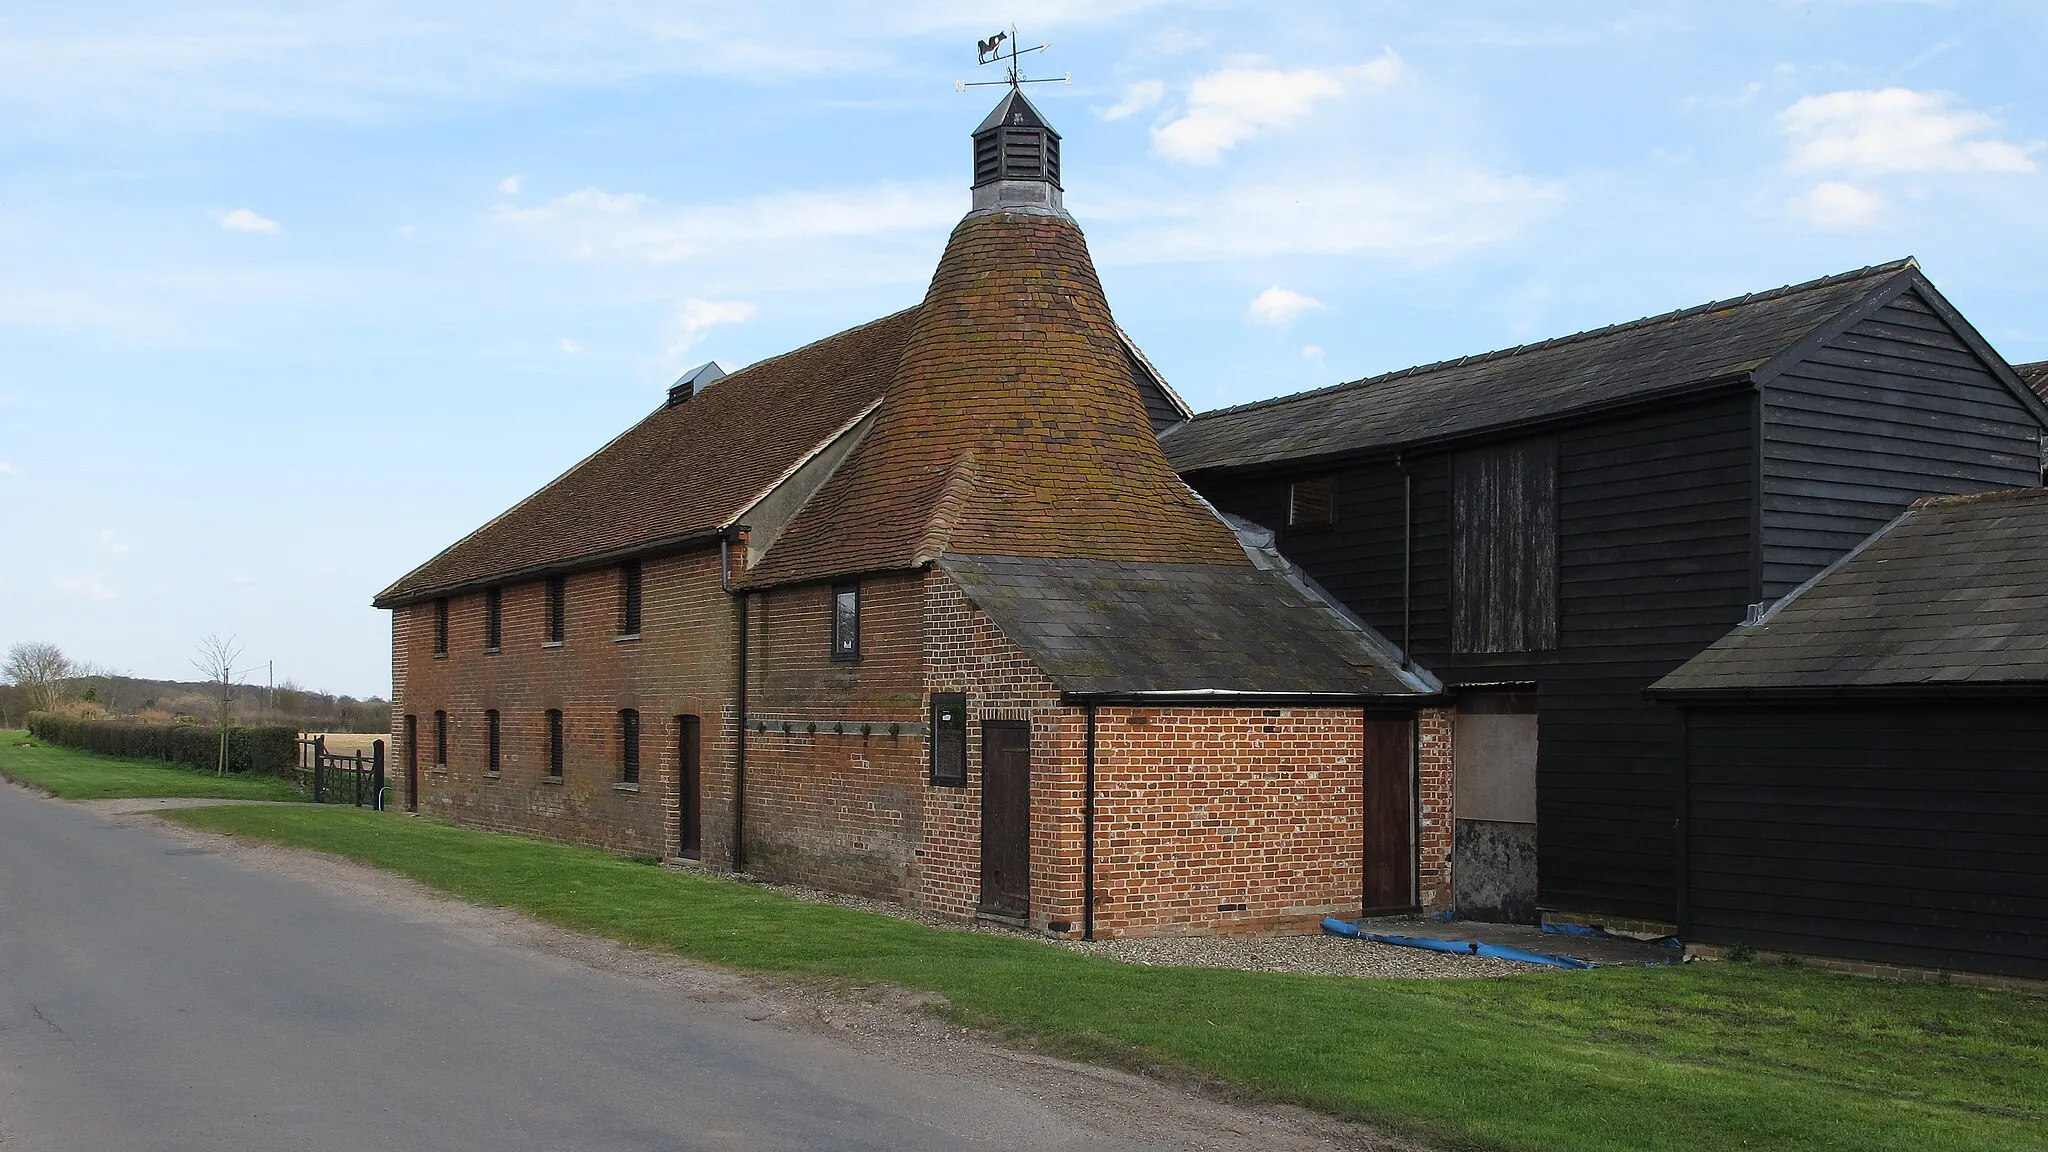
[956,25,1070,93]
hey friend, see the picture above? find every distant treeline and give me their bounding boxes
[0,674,389,733]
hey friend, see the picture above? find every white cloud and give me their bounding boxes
[56,572,117,601]
[664,298,755,358]
[0,461,15,476]
[218,208,281,234]
[499,174,524,195]
[1152,50,1405,165]
[97,529,134,556]
[1246,286,1324,325]
[1780,88,2036,175]
[559,337,582,354]
[1100,79,1164,121]
[1793,181,1884,228]
[1301,344,1326,368]
[494,183,956,267]
[1093,165,1564,266]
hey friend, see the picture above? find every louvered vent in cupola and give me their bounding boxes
[970,90,1063,193]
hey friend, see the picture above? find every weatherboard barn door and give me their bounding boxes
[979,721,1031,918]
[1362,712,1416,914]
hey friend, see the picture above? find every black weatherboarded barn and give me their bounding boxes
[1653,488,2048,979]
[1164,258,2048,925]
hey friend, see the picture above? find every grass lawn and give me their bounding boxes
[164,804,2045,1151]
[0,730,307,802]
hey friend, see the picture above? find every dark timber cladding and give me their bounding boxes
[1193,393,1757,917]
[1451,439,1557,653]
[1759,287,2044,597]
[1683,704,2048,980]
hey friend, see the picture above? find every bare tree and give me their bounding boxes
[4,642,76,714]
[191,634,244,775]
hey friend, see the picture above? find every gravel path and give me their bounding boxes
[717,868,1530,980]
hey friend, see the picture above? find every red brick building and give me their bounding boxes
[377,91,1449,937]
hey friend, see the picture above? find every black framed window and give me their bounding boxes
[432,598,449,656]
[619,562,642,637]
[831,584,860,661]
[619,709,640,784]
[484,587,502,652]
[546,709,564,778]
[486,709,501,772]
[546,577,566,643]
[930,693,966,786]
[1288,476,1337,528]
[433,710,447,766]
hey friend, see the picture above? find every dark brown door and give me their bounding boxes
[1362,712,1415,914]
[677,716,701,859]
[979,721,1031,917]
[404,714,419,813]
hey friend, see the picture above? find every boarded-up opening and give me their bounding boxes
[1453,690,1539,922]
[1452,440,1558,653]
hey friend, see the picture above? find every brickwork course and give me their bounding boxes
[382,91,1448,937]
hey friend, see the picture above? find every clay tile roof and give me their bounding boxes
[1653,486,2048,696]
[2016,360,2048,402]
[740,210,1247,588]
[1163,259,1920,473]
[373,309,917,607]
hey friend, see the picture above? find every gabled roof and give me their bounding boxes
[2017,360,2048,402]
[373,309,916,607]
[940,554,1431,699]
[1162,259,1920,473]
[739,209,1247,589]
[1652,486,2048,698]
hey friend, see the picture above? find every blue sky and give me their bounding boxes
[2,1,2044,698]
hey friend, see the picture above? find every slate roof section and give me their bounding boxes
[2016,360,2048,402]
[1162,259,1918,473]
[374,309,917,607]
[1652,486,2048,696]
[939,554,1434,698]
[741,209,1247,589]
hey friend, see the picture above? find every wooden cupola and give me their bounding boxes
[970,90,1063,213]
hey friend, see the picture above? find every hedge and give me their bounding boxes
[26,715,298,777]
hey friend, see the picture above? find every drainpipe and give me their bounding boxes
[722,528,749,874]
[1083,702,1098,942]
[1400,455,1414,672]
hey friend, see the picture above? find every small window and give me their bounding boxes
[546,577,566,643]
[484,587,502,652]
[432,598,449,656]
[433,710,448,766]
[619,562,643,637]
[930,693,966,786]
[486,709,501,773]
[546,709,564,778]
[619,709,640,784]
[831,584,860,662]
[1288,476,1336,528]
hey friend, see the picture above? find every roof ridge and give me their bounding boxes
[1179,257,1918,426]
[710,305,919,389]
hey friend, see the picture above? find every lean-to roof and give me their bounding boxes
[1653,486,2048,697]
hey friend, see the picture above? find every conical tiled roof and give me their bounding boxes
[742,209,1247,588]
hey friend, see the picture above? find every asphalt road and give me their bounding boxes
[0,785,1206,1151]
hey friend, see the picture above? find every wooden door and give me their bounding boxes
[979,721,1031,918]
[677,716,701,859]
[1362,712,1415,914]
[404,714,419,813]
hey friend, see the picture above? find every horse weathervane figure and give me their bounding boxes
[957,25,1070,93]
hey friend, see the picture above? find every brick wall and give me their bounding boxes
[1418,706,1453,910]
[738,572,931,895]
[1090,706,1369,937]
[391,544,737,860]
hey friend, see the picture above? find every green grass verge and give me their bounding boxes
[163,804,2047,1152]
[0,730,306,802]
